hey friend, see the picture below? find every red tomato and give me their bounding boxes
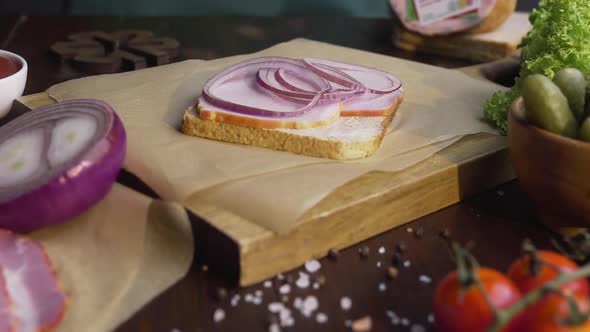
[508,251,588,297]
[434,267,522,332]
[519,294,590,332]
[0,55,19,79]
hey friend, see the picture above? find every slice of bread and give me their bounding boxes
[393,12,531,62]
[181,95,403,160]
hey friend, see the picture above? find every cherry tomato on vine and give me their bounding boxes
[508,250,589,297]
[434,267,522,332]
[519,294,590,332]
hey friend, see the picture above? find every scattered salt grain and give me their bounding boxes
[305,260,322,273]
[312,283,320,290]
[403,260,412,268]
[376,261,382,268]
[428,313,435,324]
[345,320,352,327]
[253,297,263,305]
[255,290,263,297]
[230,294,240,307]
[401,318,410,326]
[245,293,254,303]
[378,246,386,254]
[263,280,273,288]
[411,324,426,332]
[296,273,310,289]
[268,323,281,332]
[268,302,284,313]
[419,275,432,284]
[213,308,225,323]
[293,297,303,309]
[340,296,352,311]
[279,284,291,295]
[378,283,387,292]
[276,273,285,281]
[316,312,328,324]
[407,227,413,233]
[301,296,319,317]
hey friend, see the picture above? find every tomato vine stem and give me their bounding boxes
[487,264,590,332]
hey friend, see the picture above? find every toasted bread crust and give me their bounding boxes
[181,96,403,160]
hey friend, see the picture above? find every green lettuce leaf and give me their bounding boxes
[483,0,590,134]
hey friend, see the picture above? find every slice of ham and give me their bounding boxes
[0,272,16,332]
[390,0,498,36]
[341,90,404,117]
[198,96,341,129]
[0,230,67,332]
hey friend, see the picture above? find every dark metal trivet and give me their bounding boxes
[50,30,180,74]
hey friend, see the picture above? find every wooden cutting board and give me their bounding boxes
[16,56,520,286]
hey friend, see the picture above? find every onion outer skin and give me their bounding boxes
[0,99,126,233]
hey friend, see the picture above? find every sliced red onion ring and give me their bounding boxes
[202,57,328,118]
[0,99,126,233]
[302,58,402,94]
[274,67,328,94]
[256,68,361,104]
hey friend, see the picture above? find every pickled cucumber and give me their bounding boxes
[522,74,578,138]
[581,117,590,142]
[553,68,586,122]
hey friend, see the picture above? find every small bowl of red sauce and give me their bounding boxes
[0,50,27,118]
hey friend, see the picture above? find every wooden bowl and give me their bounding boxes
[509,97,590,234]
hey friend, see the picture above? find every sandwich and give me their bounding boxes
[181,56,404,160]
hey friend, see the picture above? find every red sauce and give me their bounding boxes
[0,55,20,80]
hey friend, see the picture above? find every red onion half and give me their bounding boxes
[0,99,126,232]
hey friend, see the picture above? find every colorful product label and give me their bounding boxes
[412,0,481,26]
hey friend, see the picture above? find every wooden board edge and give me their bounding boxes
[237,138,513,285]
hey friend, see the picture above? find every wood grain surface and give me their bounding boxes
[1,15,558,332]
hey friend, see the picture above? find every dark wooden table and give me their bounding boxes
[1,15,556,332]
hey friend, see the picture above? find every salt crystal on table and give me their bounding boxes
[305,260,321,273]
[419,275,432,284]
[377,261,382,268]
[316,312,328,324]
[312,283,320,290]
[253,297,262,305]
[213,308,226,323]
[428,313,435,323]
[279,284,291,295]
[268,323,281,332]
[230,294,240,307]
[340,297,352,311]
[378,283,387,292]
[268,302,284,313]
[293,297,303,309]
[407,227,413,233]
[255,290,263,297]
[276,273,285,281]
[301,296,319,317]
[411,324,426,332]
[401,318,410,326]
[263,280,273,288]
[345,320,352,327]
[378,246,386,254]
[296,273,310,289]
[403,260,411,268]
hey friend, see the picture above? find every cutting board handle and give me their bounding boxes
[455,54,521,87]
